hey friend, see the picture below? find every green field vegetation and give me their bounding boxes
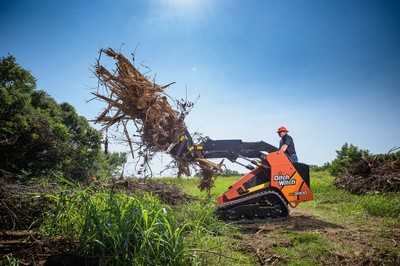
[3,171,399,265]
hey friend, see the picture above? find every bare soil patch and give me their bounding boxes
[238,210,400,265]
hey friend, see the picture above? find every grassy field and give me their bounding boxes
[169,171,400,265]
[3,171,398,265]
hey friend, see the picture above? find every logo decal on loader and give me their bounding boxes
[273,175,296,186]
[290,191,307,196]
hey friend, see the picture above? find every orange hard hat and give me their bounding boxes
[277,126,289,133]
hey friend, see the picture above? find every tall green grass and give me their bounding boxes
[0,256,20,266]
[40,188,250,265]
[173,201,253,266]
[41,189,188,265]
[175,201,226,235]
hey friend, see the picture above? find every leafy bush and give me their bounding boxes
[41,189,188,265]
[0,55,125,180]
[329,143,370,176]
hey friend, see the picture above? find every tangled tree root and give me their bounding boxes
[93,48,219,191]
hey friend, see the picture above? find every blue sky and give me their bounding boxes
[1,0,399,171]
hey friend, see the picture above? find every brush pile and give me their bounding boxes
[0,230,79,266]
[108,179,194,205]
[0,182,55,230]
[334,153,400,194]
[93,48,218,191]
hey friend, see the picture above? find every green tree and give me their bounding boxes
[329,143,370,176]
[0,55,124,180]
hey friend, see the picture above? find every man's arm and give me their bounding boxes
[279,144,288,153]
[277,135,292,154]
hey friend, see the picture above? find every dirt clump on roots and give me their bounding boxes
[334,155,400,194]
[93,48,219,191]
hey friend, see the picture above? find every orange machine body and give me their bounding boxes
[216,151,313,207]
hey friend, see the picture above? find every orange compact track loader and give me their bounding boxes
[172,138,313,220]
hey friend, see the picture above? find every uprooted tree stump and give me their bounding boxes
[92,48,219,192]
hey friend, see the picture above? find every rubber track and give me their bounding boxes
[216,190,289,221]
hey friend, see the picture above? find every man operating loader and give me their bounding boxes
[277,126,298,162]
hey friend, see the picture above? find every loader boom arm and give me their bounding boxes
[201,139,278,161]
